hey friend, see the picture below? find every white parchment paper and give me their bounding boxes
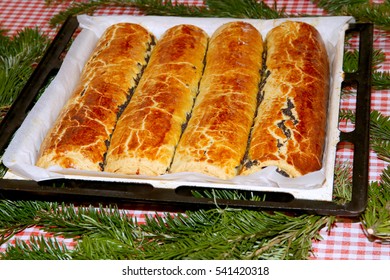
[2,15,355,201]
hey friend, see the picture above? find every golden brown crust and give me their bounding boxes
[170,21,264,179]
[36,23,155,171]
[104,24,208,175]
[241,21,330,177]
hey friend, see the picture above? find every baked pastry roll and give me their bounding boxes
[170,21,264,180]
[104,24,208,176]
[36,23,155,171]
[241,21,330,177]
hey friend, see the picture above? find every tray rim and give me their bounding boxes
[0,16,373,216]
[1,16,353,198]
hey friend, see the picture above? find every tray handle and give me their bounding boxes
[339,22,373,214]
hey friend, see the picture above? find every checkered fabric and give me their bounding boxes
[0,0,389,260]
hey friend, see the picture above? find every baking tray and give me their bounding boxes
[0,16,373,216]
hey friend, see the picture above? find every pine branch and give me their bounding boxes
[339,109,390,241]
[192,188,265,201]
[342,48,390,91]
[0,26,55,176]
[205,0,285,19]
[130,0,211,17]
[372,71,390,90]
[1,236,72,260]
[72,236,136,260]
[46,0,212,27]
[52,0,390,30]
[311,0,368,14]
[0,159,7,179]
[361,166,390,241]
[0,200,333,260]
[342,3,390,32]
[312,0,390,31]
[123,209,330,260]
[370,110,390,163]
[343,49,385,73]
[339,110,390,163]
[339,109,356,122]
[48,0,132,27]
[332,162,353,204]
[371,110,390,163]
[0,200,54,244]
[342,49,390,91]
[0,200,138,245]
[372,140,390,163]
[47,0,286,27]
[0,27,50,109]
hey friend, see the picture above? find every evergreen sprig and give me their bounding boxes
[0,201,139,242]
[332,162,353,204]
[0,200,333,260]
[372,71,390,90]
[46,0,286,27]
[343,49,386,73]
[361,166,390,241]
[343,48,390,91]
[370,110,390,163]
[339,109,356,123]
[338,109,390,242]
[2,236,72,260]
[339,110,390,163]
[0,27,50,117]
[313,0,390,31]
[47,0,390,92]
[48,0,390,31]
[205,0,284,19]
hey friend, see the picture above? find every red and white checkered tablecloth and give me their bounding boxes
[0,0,389,260]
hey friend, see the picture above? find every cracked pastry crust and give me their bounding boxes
[104,24,209,176]
[241,21,330,178]
[170,21,264,180]
[36,23,155,171]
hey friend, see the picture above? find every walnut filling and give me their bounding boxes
[275,98,299,154]
[239,21,329,178]
[282,98,298,125]
[277,120,291,139]
[276,168,290,177]
[241,51,270,171]
[242,96,300,177]
[243,158,258,169]
[100,36,156,170]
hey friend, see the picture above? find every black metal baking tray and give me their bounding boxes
[0,17,373,216]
